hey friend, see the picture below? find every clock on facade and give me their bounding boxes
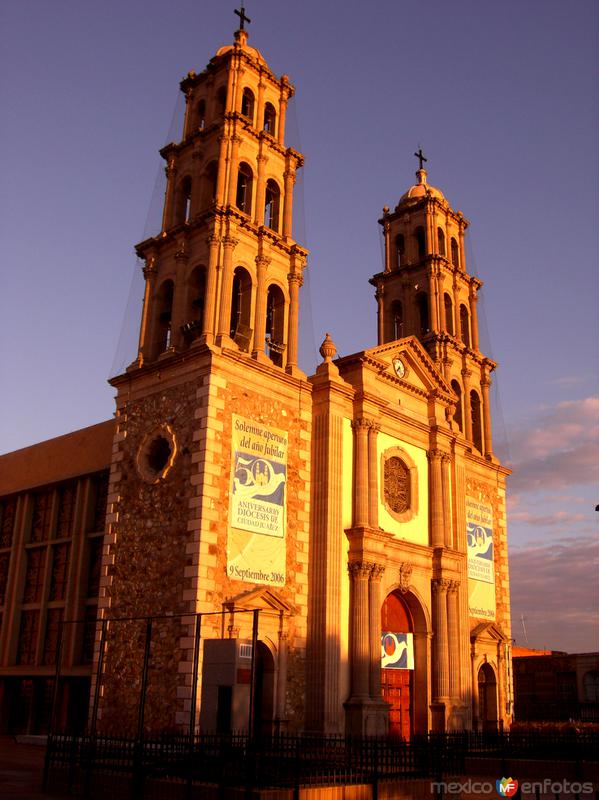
[392,356,406,378]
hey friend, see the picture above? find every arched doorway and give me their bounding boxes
[253,642,275,737]
[381,592,414,739]
[477,663,498,731]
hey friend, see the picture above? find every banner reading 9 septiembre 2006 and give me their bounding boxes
[227,415,287,587]
[466,495,496,621]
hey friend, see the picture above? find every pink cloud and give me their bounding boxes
[508,395,599,493]
[510,535,599,652]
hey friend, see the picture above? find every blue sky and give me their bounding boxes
[1,0,597,652]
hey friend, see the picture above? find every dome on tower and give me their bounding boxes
[215,30,267,67]
[399,168,445,203]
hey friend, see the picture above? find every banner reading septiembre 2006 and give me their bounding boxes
[227,415,287,587]
[466,495,496,621]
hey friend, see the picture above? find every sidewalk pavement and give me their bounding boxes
[0,736,72,800]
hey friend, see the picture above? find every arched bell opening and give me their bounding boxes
[230,267,253,352]
[181,266,206,344]
[265,284,285,367]
[153,279,174,357]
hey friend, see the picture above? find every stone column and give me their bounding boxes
[432,578,450,701]
[252,255,270,359]
[161,158,177,233]
[469,287,480,351]
[254,151,268,226]
[276,629,288,730]
[216,236,238,341]
[428,268,439,331]
[256,79,265,135]
[285,272,302,373]
[453,278,461,340]
[215,133,228,206]
[376,286,384,345]
[447,581,460,699]
[383,219,391,273]
[441,454,452,548]
[138,258,157,363]
[277,83,289,146]
[227,135,242,209]
[367,423,379,529]
[428,450,444,547]
[282,166,296,238]
[458,220,466,271]
[481,373,494,459]
[369,565,385,701]
[201,233,221,342]
[348,562,372,699]
[462,369,473,442]
[352,419,370,528]
[170,249,189,350]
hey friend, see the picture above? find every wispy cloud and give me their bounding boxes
[509,510,586,527]
[508,396,599,493]
[510,535,599,652]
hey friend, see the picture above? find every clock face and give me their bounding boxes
[393,357,406,378]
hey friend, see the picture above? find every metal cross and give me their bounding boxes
[234,3,251,30]
[414,148,428,170]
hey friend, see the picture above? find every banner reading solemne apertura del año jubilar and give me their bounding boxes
[227,415,287,587]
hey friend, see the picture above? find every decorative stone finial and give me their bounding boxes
[416,168,427,185]
[319,333,337,363]
[382,206,390,215]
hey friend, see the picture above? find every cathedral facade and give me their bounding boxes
[0,24,512,738]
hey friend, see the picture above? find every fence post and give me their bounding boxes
[248,608,259,739]
[187,613,202,800]
[132,618,153,800]
[42,617,65,791]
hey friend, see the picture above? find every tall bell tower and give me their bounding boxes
[133,20,306,372]
[370,153,496,460]
[97,16,312,735]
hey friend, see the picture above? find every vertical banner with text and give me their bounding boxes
[227,415,287,587]
[466,495,496,620]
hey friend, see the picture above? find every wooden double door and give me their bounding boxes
[382,667,412,739]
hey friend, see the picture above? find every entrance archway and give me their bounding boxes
[477,663,498,731]
[253,641,275,737]
[381,592,413,739]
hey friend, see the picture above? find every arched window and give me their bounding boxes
[444,293,454,335]
[391,300,403,340]
[415,226,426,259]
[216,86,227,115]
[230,267,253,351]
[416,291,429,336]
[437,227,446,256]
[264,179,280,231]
[263,102,276,135]
[471,390,483,452]
[266,284,285,366]
[203,161,218,209]
[182,266,206,342]
[197,99,206,130]
[460,304,470,347]
[176,176,192,225]
[451,237,459,267]
[241,88,255,121]
[236,162,253,214]
[155,280,174,355]
[451,379,463,432]
[395,234,405,268]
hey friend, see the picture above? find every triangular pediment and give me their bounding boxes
[224,586,294,616]
[362,337,454,402]
[471,622,508,643]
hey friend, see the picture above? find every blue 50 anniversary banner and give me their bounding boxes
[466,495,496,620]
[227,415,287,587]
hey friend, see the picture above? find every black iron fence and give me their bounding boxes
[44,730,599,799]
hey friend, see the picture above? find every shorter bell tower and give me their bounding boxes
[370,155,496,460]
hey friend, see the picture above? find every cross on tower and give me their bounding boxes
[234,3,251,30]
[414,148,428,170]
